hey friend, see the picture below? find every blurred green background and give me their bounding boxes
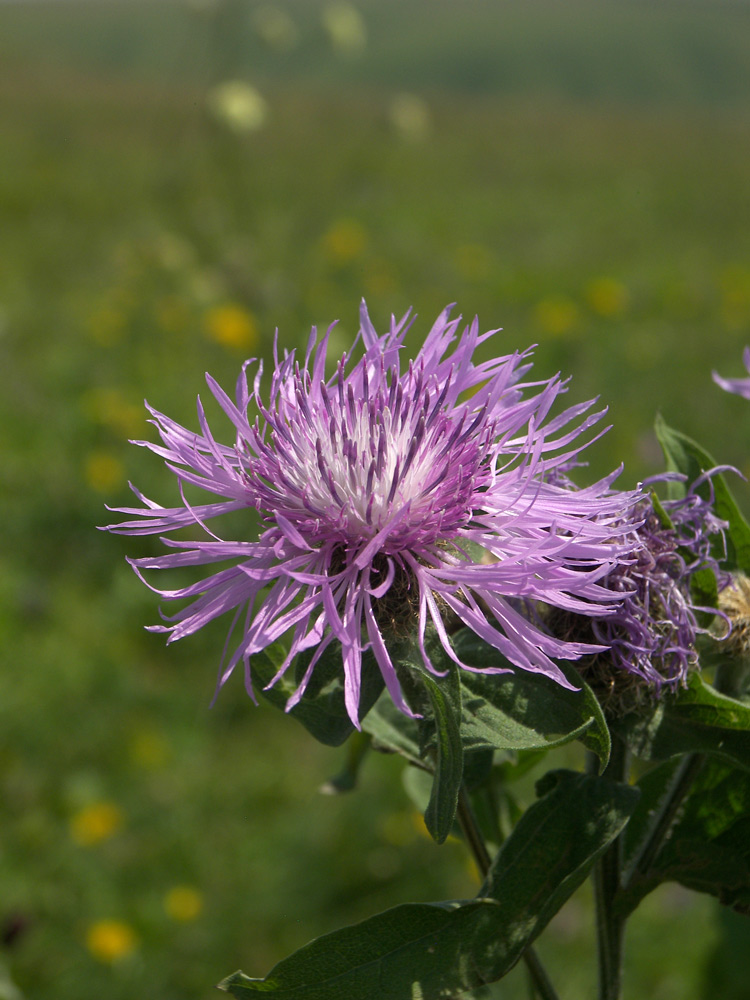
[2,0,750,997]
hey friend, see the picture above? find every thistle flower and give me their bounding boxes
[566,473,728,711]
[713,347,750,399]
[106,303,640,725]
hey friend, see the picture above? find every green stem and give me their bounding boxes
[622,661,738,895]
[588,739,629,1000]
[620,752,703,892]
[456,787,561,1000]
[457,786,492,875]
[714,656,750,699]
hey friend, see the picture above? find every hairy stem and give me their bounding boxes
[456,787,561,1000]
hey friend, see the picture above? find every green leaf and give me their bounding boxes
[366,629,612,769]
[364,628,464,844]
[661,760,750,911]
[462,748,496,792]
[620,759,750,915]
[415,663,464,845]
[654,414,750,573]
[251,642,384,747]
[219,770,638,1000]
[690,565,720,629]
[650,490,675,529]
[218,900,505,1000]
[454,631,611,769]
[481,769,640,936]
[617,756,685,913]
[614,671,750,772]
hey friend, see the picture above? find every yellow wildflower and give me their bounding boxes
[454,244,492,283]
[719,265,750,331]
[70,801,124,846]
[81,387,142,437]
[129,728,170,770]
[204,303,259,350]
[87,306,125,347]
[534,297,580,337]
[85,921,137,963]
[164,885,204,922]
[154,296,190,333]
[586,277,629,317]
[323,219,367,264]
[84,451,124,494]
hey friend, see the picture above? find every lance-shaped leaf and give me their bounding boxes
[251,643,384,747]
[219,770,638,1000]
[367,628,465,844]
[414,663,464,844]
[362,632,464,843]
[618,758,750,916]
[614,671,750,772]
[655,414,750,573]
[480,769,639,934]
[454,631,611,769]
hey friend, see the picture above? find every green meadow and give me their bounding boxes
[2,1,750,997]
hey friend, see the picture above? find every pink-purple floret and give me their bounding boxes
[592,473,729,692]
[713,346,750,400]
[107,302,644,725]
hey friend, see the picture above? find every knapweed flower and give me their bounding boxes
[716,572,750,661]
[713,347,750,399]
[558,473,728,711]
[106,303,641,725]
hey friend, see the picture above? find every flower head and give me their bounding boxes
[106,303,640,725]
[562,473,728,711]
[716,571,750,662]
[713,347,750,399]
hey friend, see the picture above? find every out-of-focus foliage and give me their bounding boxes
[1,1,749,997]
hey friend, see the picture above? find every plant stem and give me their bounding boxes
[588,739,629,1000]
[456,787,561,1000]
[457,786,492,875]
[622,662,738,894]
[620,752,703,892]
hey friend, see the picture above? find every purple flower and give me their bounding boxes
[106,302,640,725]
[589,473,728,696]
[713,347,750,399]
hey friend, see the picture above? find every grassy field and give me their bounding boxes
[2,1,750,997]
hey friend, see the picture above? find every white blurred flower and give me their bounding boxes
[153,231,195,271]
[252,5,299,50]
[207,81,268,133]
[186,0,220,12]
[322,2,367,54]
[389,93,431,141]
